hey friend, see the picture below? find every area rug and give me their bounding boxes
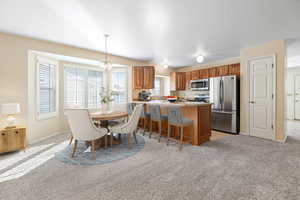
[55,135,145,165]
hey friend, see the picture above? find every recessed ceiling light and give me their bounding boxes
[163,64,168,69]
[196,55,204,63]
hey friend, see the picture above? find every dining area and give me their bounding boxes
[62,100,212,162]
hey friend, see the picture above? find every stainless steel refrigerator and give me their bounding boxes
[209,75,239,134]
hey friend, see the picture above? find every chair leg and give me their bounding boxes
[105,135,107,149]
[128,133,132,149]
[71,139,78,158]
[69,135,73,145]
[110,132,113,146]
[133,130,138,144]
[91,140,96,160]
[179,126,184,151]
[167,124,171,145]
[158,121,162,143]
[143,118,146,136]
[149,120,152,138]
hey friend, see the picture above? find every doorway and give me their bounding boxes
[248,56,276,140]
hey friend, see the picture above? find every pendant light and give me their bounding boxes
[103,34,112,71]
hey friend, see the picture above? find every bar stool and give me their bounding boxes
[140,104,150,135]
[167,105,193,150]
[148,104,168,142]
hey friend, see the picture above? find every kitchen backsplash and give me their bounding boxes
[176,90,209,99]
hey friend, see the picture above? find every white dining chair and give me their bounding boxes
[108,104,143,149]
[65,109,108,160]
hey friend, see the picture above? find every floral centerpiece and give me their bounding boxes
[99,87,118,113]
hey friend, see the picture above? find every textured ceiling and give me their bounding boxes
[0,0,300,67]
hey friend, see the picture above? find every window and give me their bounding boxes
[111,68,128,104]
[64,66,103,108]
[37,57,58,119]
[151,77,163,96]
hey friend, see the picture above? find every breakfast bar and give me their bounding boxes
[134,101,212,146]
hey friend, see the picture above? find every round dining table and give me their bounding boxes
[90,111,129,149]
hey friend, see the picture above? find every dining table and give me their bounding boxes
[90,111,129,149]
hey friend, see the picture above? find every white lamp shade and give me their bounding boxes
[0,103,21,115]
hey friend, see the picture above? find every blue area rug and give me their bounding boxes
[55,135,145,165]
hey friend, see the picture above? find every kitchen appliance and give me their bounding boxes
[191,79,209,91]
[210,75,239,134]
[138,90,151,101]
[194,94,210,103]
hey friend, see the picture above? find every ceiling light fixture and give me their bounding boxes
[196,55,205,63]
[162,59,169,69]
[103,34,112,71]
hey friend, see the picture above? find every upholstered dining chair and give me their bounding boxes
[65,109,108,160]
[108,104,143,149]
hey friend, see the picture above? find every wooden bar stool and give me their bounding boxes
[166,105,193,151]
[148,104,168,142]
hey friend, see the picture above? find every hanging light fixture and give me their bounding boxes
[103,34,112,71]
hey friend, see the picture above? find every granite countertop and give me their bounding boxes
[132,100,211,107]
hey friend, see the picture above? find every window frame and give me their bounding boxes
[110,67,129,104]
[63,64,105,109]
[36,56,59,120]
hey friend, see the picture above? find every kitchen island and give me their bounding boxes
[133,101,212,146]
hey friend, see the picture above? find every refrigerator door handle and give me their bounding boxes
[220,79,224,108]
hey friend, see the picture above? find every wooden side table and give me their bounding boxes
[0,126,26,154]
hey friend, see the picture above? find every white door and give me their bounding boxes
[286,72,295,120]
[295,75,300,120]
[249,57,275,140]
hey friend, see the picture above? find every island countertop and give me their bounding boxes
[133,100,212,146]
[132,100,212,107]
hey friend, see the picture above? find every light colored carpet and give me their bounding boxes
[0,131,300,200]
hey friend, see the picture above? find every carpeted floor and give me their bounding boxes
[0,131,300,200]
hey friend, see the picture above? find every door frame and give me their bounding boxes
[247,55,277,140]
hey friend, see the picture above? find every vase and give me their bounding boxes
[102,103,113,114]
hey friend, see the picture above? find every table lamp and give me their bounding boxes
[0,103,21,129]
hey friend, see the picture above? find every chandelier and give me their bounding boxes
[103,34,112,71]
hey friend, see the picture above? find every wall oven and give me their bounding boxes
[191,79,209,91]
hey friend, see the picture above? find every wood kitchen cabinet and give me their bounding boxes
[185,71,192,89]
[191,70,200,80]
[199,69,209,79]
[133,66,155,89]
[216,65,229,76]
[228,63,240,76]
[171,72,186,91]
[143,66,155,89]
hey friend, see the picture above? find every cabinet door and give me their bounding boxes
[209,68,218,77]
[143,66,155,89]
[228,63,240,76]
[179,72,186,90]
[199,69,209,79]
[186,72,192,89]
[0,131,8,153]
[217,65,229,76]
[133,67,144,89]
[191,70,200,80]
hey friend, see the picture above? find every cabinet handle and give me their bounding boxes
[15,131,19,134]
[1,133,5,136]
[250,101,255,104]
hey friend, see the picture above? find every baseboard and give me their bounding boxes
[239,131,249,136]
[277,135,288,143]
[29,130,70,145]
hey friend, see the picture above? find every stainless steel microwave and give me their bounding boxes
[190,79,209,91]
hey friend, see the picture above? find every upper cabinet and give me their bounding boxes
[228,63,240,76]
[171,72,186,91]
[191,70,200,80]
[216,65,229,76]
[185,71,192,89]
[143,66,155,89]
[199,69,209,79]
[133,66,155,89]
